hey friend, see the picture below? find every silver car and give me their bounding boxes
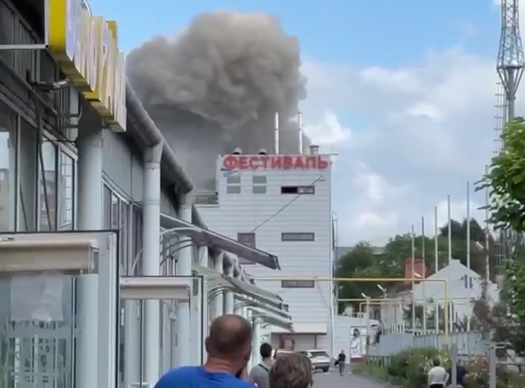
[298,350,331,373]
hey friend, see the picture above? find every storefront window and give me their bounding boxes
[0,104,16,231]
[103,185,111,229]
[58,152,74,230]
[111,193,120,230]
[119,200,128,274]
[39,139,57,231]
[18,119,37,231]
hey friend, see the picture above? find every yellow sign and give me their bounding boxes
[48,0,127,132]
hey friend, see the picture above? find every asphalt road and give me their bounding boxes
[314,368,388,388]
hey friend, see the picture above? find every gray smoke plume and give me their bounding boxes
[127,11,308,189]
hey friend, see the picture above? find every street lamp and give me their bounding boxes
[414,272,427,333]
[376,284,387,326]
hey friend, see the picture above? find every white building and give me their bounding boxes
[381,259,500,331]
[197,148,336,351]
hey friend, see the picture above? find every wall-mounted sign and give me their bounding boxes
[48,0,127,132]
[222,155,330,170]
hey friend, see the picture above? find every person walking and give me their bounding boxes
[249,343,273,387]
[269,353,313,388]
[154,314,254,388]
[427,358,449,388]
[336,350,346,376]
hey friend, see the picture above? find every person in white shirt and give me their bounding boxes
[428,358,449,388]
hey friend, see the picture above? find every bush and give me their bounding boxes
[356,347,525,388]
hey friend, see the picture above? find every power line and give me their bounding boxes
[250,175,325,233]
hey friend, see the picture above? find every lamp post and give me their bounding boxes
[377,284,387,324]
[414,272,426,333]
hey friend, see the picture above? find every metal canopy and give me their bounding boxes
[236,294,291,320]
[120,276,194,300]
[192,263,231,291]
[161,214,280,270]
[230,277,285,309]
[193,264,287,311]
[249,307,294,332]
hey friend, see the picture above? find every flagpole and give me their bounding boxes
[434,206,440,333]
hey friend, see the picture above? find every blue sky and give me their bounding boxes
[89,0,507,244]
[91,0,499,65]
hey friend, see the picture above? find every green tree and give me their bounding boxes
[335,242,395,312]
[479,116,525,355]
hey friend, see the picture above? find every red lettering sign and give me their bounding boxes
[222,155,329,170]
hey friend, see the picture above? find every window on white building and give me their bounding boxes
[282,232,315,241]
[281,185,315,195]
[281,280,315,288]
[226,185,241,194]
[252,175,267,194]
[227,175,241,184]
[252,185,266,194]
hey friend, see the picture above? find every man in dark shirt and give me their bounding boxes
[336,350,346,376]
[154,314,254,388]
[448,361,468,387]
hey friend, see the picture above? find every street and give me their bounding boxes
[314,369,388,388]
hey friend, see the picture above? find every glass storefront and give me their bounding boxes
[0,102,16,232]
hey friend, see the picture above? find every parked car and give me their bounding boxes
[297,349,331,372]
[272,349,295,359]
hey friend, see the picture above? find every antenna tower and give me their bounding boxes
[497,0,524,121]
[495,0,524,276]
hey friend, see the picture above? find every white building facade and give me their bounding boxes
[198,150,336,352]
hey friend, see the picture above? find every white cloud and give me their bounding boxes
[335,162,416,244]
[302,15,504,245]
[303,111,351,146]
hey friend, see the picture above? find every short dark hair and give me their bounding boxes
[260,343,272,358]
[206,314,252,358]
[433,358,441,366]
[270,353,312,388]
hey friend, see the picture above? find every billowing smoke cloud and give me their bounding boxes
[127,11,309,189]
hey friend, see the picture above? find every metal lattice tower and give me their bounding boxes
[495,0,524,279]
[497,0,524,121]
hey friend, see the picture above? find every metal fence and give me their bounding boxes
[368,331,490,357]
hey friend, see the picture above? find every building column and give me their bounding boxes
[75,117,103,388]
[213,253,224,318]
[175,193,193,366]
[193,246,208,364]
[143,144,163,386]
[224,266,235,314]
[252,316,262,366]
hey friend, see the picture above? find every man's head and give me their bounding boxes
[432,358,441,367]
[260,343,272,359]
[340,350,344,354]
[269,353,312,388]
[205,314,253,373]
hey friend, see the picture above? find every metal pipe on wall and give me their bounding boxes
[274,112,280,154]
[143,143,163,385]
[75,115,103,388]
[298,111,303,154]
[175,192,194,367]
